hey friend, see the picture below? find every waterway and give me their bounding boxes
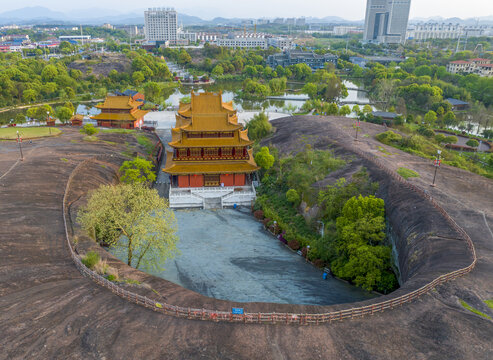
[0,80,371,126]
[109,209,376,305]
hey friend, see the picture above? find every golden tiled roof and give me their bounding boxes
[174,91,240,131]
[91,109,149,121]
[70,114,84,121]
[181,115,242,132]
[162,149,259,175]
[95,95,141,110]
[168,135,253,148]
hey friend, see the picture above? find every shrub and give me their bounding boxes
[417,126,435,138]
[81,251,100,269]
[253,210,264,219]
[466,139,479,148]
[288,239,300,250]
[444,135,458,144]
[397,167,420,179]
[286,189,300,206]
[401,135,422,150]
[80,123,99,136]
[376,130,402,145]
[434,134,447,144]
[107,274,117,282]
[262,218,271,227]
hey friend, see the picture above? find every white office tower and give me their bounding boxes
[144,8,178,43]
[364,0,411,44]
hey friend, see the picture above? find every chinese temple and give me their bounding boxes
[163,91,258,208]
[90,95,149,129]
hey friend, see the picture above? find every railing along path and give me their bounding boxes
[62,148,477,325]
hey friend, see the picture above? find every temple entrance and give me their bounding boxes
[204,174,220,187]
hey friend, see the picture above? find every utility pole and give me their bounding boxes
[16,131,23,161]
[431,150,442,187]
[354,120,360,141]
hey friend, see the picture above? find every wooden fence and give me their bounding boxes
[62,149,477,325]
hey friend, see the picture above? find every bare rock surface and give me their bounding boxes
[0,119,492,359]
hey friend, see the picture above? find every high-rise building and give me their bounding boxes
[363,0,411,44]
[144,8,177,43]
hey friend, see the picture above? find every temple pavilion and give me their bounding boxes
[163,91,259,189]
[91,95,149,129]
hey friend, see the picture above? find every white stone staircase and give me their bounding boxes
[168,185,256,209]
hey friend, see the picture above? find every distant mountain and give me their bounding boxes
[0,6,491,27]
[0,6,207,26]
[409,16,493,25]
[0,6,66,20]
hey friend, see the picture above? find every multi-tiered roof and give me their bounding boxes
[163,91,258,185]
[91,96,149,128]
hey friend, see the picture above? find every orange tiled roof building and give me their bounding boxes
[90,95,149,129]
[163,91,259,188]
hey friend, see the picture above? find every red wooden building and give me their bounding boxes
[90,95,149,129]
[163,91,258,188]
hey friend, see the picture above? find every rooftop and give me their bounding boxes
[445,98,469,106]
[372,111,399,119]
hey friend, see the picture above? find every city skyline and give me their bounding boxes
[0,1,492,22]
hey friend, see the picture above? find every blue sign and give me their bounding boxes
[232,307,244,315]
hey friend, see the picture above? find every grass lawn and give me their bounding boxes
[101,129,136,134]
[0,127,60,140]
[397,167,420,179]
[485,300,493,309]
[460,300,492,319]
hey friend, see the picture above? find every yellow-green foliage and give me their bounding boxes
[0,127,61,139]
[460,300,491,319]
[397,167,420,179]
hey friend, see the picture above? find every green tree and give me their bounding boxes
[36,105,54,122]
[268,77,287,94]
[211,64,224,76]
[326,102,339,115]
[246,112,272,141]
[178,49,192,65]
[55,106,73,123]
[339,105,351,117]
[26,107,38,120]
[302,82,318,99]
[15,113,26,124]
[143,82,161,102]
[352,105,361,115]
[132,71,145,85]
[77,184,178,271]
[254,146,275,170]
[119,157,157,185]
[424,110,437,126]
[22,89,37,102]
[443,111,457,127]
[41,64,58,82]
[291,63,312,80]
[286,189,300,206]
[331,195,396,292]
[363,104,373,114]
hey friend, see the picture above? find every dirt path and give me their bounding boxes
[0,121,492,360]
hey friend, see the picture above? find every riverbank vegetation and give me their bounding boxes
[253,144,398,293]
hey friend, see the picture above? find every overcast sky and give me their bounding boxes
[4,0,493,20]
